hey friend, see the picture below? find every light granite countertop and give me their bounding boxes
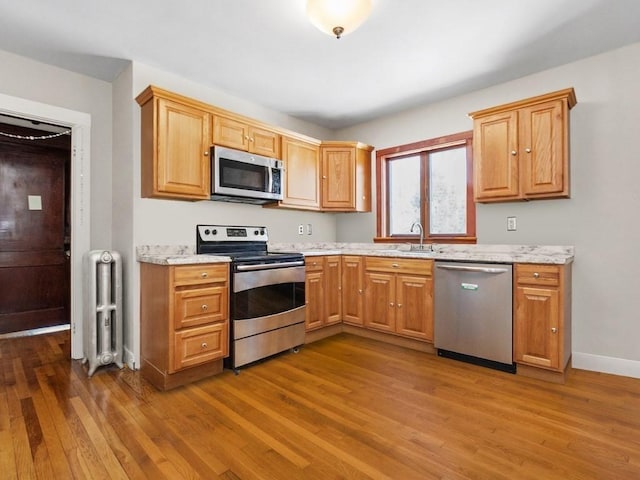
[137,243,574,265]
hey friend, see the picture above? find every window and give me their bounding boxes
[375,131,475,243]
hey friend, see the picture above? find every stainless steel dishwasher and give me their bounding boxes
[434,261,515,373]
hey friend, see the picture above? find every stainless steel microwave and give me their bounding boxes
[211,146,283,204]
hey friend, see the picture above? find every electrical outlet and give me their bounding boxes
[507,216,517,231]
[298,224,304,235]
[306,224,312,235]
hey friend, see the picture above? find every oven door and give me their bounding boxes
[212,146,282,201]
[232,263,305,320]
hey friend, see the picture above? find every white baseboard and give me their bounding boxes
[123,346,137,370]
[572,352,640,379]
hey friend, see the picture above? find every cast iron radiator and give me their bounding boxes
[82,250,124,376]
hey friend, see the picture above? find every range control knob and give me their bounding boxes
[204,229,210,235]
[212,229,217,235]
[254,230,260,236]
[260,228,265,235]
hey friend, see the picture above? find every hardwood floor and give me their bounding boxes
[1,331,639,480]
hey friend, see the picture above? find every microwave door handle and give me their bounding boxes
[267,166,273,193]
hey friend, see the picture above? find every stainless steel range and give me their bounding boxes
[196,225,305,371]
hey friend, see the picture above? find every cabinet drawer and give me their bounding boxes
[173,264,228,286]
[365,257,433,276]
[174,286,228,330]
[515,264,560,287]
[305,257,324,271]
[172,322,228,372]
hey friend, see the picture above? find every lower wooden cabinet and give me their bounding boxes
[514,263,572,373]
[363,257,434,342]
[140,262,229,390]
[304,256,342,331]
[341,256,364,326]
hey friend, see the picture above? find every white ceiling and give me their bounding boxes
[1,0,639,129]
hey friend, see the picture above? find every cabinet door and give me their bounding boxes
[473,110,519,201]
[321,147,355,210]
[324,256,342,325]
[395,274,433,341]
[355,146,372,212]
[520,99,567,197]
[514,285,560,369]
[213,115,249,151]
[342,256,364,325]
[305,270,324,330]
[248,126,280,158]
[364,271,396,332]
[280,137,320,209]
[152,98,211,199]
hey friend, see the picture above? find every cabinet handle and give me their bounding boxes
[397,303,402,308]
[201,272,208,278]
[525,148,531,153]
[391,263,399,268]
[249,137,254,142]
[389,302,395,307]
[244,135,249,140]
[358,289,363,294]
[511,150,517,156]
[201,304,208,311]
[322,175,327,179]
[533,272,540,278]
[201,342,208,349]
[204,151,209,156]
[551,327,557,334]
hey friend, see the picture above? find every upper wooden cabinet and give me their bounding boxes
[278,135,321,210]
[320,142,373,212]
[213,115,280,158]
[136,86,211,200]
[469,88,576,202]
[136,85,373,209]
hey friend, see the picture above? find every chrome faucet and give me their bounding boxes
[410,222,424,248]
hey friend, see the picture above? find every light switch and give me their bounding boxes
[507,216,517,231]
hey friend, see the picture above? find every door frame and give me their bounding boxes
[0,92,91,359]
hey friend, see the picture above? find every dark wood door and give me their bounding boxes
[0,123,71,334]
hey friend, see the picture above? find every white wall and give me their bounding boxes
[336,42,640,377]
[112,63,136,366]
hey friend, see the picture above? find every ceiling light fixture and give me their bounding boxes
[306,0,372,39]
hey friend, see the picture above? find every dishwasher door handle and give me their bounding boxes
[436,264,510,274]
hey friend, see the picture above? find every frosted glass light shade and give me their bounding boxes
[306,0,372,38]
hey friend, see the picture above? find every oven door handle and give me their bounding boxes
[235,260,305,272]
